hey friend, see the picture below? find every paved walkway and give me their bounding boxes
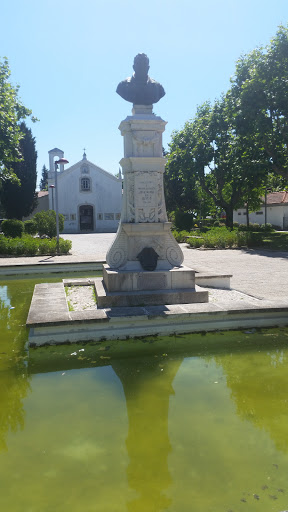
[0,233,287,302]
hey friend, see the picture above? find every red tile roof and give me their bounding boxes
[265,191,288,205]
[37,191,49,198]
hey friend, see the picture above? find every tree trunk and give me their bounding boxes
[225,206,234,229]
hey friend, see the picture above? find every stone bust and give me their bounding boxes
[116,53,165,106]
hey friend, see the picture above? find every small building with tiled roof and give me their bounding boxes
[47,148,122,233]
[234,191,288,230]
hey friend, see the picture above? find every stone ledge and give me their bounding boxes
[95,277,209,308]
[27,300,288,346]
[26,279,288,347]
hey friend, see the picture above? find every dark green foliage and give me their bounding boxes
[231,25,288,180]
[238,223,275,232]
[39,165,48,191]
[24,219,37,235]
[173,224,287,249]
[1,123,38,219]
[0,58,36,183]
[174,210,194,231]
[0,235,71,255]
[172,230,191,243]
[33,210,64,238]
[1,219,24,238]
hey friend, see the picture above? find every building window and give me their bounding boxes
[238,212,241,216]
[81,178,90,191]
[115,213,121,220]
[256,211,263,215]
[70,214,76,221]
[104,213,114,220]
[97,213,103,220]
[63,214,69,221]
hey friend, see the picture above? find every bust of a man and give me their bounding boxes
[116,53,165,106]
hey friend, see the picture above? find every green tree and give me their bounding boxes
[230,24,288,180]
[167,98,266,228]
[1,122,38,219]
[0,58,36,184]
[39,164,48,191]
[165,124,214,217]
[33,210,64,238]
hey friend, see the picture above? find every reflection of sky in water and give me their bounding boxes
[0,286,11,308]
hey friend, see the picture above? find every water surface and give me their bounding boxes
[1,274,288,511]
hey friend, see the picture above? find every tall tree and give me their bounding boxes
[230,24,288,180]
[1,122,38,219]
[0,58,36,184]
[167,97,266,228]
[39,164,48,191]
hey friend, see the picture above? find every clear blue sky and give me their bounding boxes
[1,0,288,187]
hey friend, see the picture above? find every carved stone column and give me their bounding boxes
[96,105,208,307]
[106,106,183,271]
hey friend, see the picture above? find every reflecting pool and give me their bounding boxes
[1,274,288,511]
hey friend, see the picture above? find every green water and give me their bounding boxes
[1,274,288,511]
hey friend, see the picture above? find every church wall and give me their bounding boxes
[48,157,122,233]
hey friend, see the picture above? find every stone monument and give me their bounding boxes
[95,54,208,307]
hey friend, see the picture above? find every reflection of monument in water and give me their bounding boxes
[112,357,182,512]
[95,53,208,308]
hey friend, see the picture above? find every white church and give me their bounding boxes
[47,148,122,233]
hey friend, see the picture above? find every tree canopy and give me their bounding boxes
[39,164,48,191]
[165,24,288,226]
[0,122,37,219]
[0,58,36,184]
[230,25,288,180]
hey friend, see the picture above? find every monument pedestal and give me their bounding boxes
[95,271,208,308]
[96,106,208,308]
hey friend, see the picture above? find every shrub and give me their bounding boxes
[213,220,221,227]
[199,226,209,233]
[172,230,190,243]
[259,223,274,232]
[59,238,72,254]
[238,223,248,231]
[24,219,37,235]
[174,211,194,231]
[199,218,215,228]
[33,210,64,238]
[22,236,39,255]
[249,222,261,231]
[0,234,71,256]
[1,219,24,238]
[186,226,244,249]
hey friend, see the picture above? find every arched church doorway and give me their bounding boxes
[79,205,94,231]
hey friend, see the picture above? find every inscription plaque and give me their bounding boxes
[137,273,167,290]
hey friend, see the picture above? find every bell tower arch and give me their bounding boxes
[48,148,65,173]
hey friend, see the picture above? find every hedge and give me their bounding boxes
[0,235,72,256]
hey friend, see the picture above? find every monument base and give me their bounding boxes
[96,265,209,308]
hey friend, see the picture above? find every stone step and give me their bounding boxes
[95,278,208,308]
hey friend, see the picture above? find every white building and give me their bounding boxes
[48,148,122,233]
[233,191,288,230]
